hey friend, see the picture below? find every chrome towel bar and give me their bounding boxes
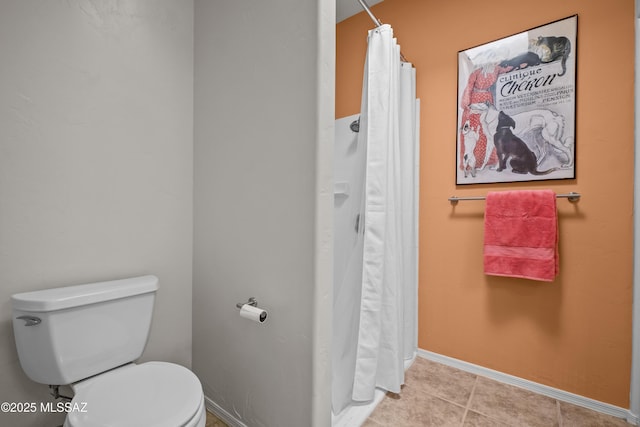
[448,192,581,205]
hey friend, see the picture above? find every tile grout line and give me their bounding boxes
[557,400,563,427]
[460,375,479,426]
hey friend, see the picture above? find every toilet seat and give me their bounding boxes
[64,361,205,427]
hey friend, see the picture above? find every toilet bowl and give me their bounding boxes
[64,362,206,427]
[11,275,205,427]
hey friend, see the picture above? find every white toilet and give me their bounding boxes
[11,275,206,427]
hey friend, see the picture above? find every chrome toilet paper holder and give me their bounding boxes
[236,297,258,309]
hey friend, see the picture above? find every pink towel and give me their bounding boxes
[483,190,559,282]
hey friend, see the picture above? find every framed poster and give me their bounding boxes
[456,15,577,185]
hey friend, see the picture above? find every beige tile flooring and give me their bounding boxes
[206,410,229,427]
[205,357,631,426]
[363,357,631,427]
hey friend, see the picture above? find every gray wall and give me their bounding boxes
[0,1,194,426]
[193,0,333,426]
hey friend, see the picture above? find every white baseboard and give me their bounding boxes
[417,349,639,426]
[204,395,247,427]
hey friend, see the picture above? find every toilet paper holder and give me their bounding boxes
[236,297,258,309]
[236,297,268,323]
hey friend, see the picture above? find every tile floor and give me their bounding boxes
[363,357,632,427]
[205,357,632,426]
[206,410,229,427]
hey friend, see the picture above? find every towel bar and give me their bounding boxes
[448,192,581,205]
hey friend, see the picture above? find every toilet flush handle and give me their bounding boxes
[16,315,41,326]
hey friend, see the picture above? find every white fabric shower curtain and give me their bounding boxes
[352,24,418,402]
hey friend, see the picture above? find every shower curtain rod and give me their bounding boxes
[357,0,383,27]
[356,0,409,62]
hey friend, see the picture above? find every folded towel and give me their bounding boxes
[483,190,558,282]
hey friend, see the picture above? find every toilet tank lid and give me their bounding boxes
[11,275,159,313]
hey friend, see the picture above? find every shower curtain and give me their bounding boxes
[352,24,418,402]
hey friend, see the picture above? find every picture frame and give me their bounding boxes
[456,15,577,185]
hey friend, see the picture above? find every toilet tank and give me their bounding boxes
[11,275,159,385]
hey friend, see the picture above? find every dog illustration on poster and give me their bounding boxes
[456,15,577,185]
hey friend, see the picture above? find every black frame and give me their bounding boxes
[456,15,577,185]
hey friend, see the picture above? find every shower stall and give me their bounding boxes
[332,4,419,424]
[332,58,419,425]
[332,113,368,417]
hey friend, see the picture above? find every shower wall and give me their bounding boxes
[332,114,366,414]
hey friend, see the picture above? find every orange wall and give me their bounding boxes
[337,0,634,407]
